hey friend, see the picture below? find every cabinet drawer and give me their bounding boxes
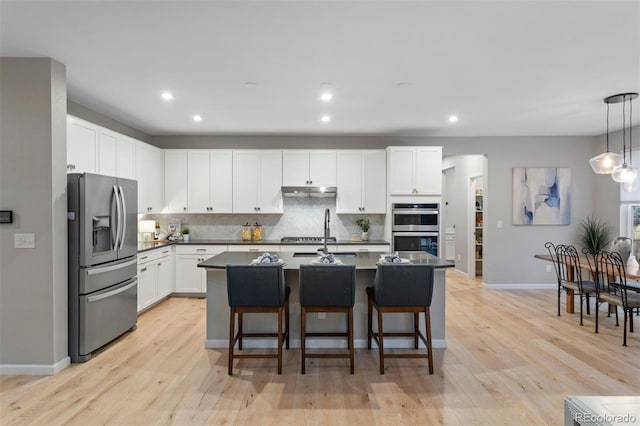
[137,251,158,264]
[156,247,173,259]
[174,245,227,255]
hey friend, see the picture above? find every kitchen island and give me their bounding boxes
[198,251,453,349]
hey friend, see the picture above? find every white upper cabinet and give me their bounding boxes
[336,150,386,214]
[164,150,188,213]
[192,150,233,213]
[282,150,336,186]
[136,141,165,213]
[115,135,136,179]
[67,116,98,174]
[209,150,233,213]
[233,150,283,213]
[97,128,117,177]
[388,146,442,195]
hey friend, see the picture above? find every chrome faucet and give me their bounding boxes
[323,208,331,254]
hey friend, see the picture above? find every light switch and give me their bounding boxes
[14,233,35,249]
[497,220,503,228]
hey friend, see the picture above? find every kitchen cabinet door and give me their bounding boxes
[362,150,387,213]
[415,147,442,195]
[164,150,188,213]
[210,150,233,213]
[175,255,206,293]
[388,146,442,196]
[282,151,309,186]
[187,150,210,213]
[336,151,363,214]
[116,135,136,179]
[98,128,117,177]
[282,150,336,186]
[388,147,416,195]
[137,142,165,213]
[156,253,174,298]
[67,116,98,174]
[258,150,283,213]
[233,150,282,213]
[137,262,158,312]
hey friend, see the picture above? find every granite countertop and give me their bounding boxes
[198,251,454,270]
[138,239,390,253]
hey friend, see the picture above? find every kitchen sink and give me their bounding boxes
[292,252,357,258]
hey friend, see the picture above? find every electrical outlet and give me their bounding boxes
[318,312,326,319]
[546,265,552,273]
[14,233,35,249]
[457,253,461,261]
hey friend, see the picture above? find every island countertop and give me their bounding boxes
[198,250,454,270]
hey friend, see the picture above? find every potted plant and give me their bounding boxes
[181,227,190,242]
[356,218,370,241]
[578,215,612,254]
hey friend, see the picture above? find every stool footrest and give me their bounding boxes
[304,332,349,337]
[233,353,279,359]
[304,353,351,359]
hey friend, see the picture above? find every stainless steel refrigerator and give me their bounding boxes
[67,173,138,362]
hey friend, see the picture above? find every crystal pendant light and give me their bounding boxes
[610,93,638,184]
[589,102,622,173]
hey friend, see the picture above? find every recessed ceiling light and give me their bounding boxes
[321,114,331,123]
[320,91,333,102]
[193,115,203,122]
[161,91,173,101]
[448,115,459,123]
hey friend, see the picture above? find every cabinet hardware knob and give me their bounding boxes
[157,263,161,266]
[141,267,147,272]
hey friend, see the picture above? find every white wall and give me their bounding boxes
[0,58,69,374]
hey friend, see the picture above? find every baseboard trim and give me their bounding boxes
[205,339,446,349]
[483,283,556,290]
[0,356,70,376]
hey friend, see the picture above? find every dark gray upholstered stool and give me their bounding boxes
[226,264,290,375]
[299,264,356,374]
[367,264,435,374]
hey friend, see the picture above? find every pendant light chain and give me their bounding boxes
[630,97,633,166]
[606,103,610,151]
[623,97,627,164]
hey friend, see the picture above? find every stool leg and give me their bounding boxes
[228,307,235,375]
[348,307,354,374]
[425,307,433,374]
[277,307,283,375]
[285,296,290,350]
[238,312,243,350]
[301,306,306,375]
[377,309,384,374]
[413,312,419,349]
[367,295,373,350]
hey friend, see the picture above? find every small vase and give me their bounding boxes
[183,234,190,242]
[361,231,369,241]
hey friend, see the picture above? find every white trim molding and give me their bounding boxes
[0,356,70,376]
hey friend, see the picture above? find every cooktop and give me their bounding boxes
[280,236,337,243]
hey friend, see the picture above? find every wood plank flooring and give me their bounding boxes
[2,270,638,425]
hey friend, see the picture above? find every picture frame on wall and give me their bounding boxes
[512,167,571,225]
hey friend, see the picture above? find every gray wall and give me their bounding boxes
[68,100,152,143]
[0,58,68,371]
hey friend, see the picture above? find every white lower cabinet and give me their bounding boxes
[137,247,174,312]
[339,244,390,252]
[227,245,281,253]
[174,245,227,293]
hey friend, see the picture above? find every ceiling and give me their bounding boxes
[1,1,639,137]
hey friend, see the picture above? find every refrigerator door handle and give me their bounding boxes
[118,185,126,250]
[87,279,137,303]
[112,185,121,249]
[86,258,138,276]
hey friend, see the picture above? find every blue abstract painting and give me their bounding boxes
[513,167,571,225]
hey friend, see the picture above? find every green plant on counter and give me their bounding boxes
[355,218,370,232]
[578,215,612,254]
[181,227,190,235]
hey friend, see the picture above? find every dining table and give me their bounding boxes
[534,254,640,313]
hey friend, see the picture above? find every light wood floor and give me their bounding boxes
[2,270,638,425]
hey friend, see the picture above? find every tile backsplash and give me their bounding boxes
[141,197,386,241]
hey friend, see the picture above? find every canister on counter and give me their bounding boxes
[252,222,262,241]
[241,223,252,241]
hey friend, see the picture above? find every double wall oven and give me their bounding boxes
[392,203,440,256]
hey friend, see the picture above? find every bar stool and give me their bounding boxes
[226,264,290,375]
[299,264,356,374]
[366,264,435,375]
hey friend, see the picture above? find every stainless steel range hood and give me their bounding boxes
[281,186,337,197]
